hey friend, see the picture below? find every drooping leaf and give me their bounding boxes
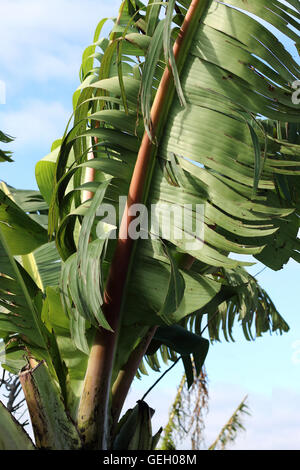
[113,400,159,450]
[41,286,89,419]
[0,228,65,393]
[0,401,35,450]
[0,130,14,163]
[60,181,114,338]
[152,324,209,388]
[0,188,47,255]
[157,242,186,324]
[141,19,165,137]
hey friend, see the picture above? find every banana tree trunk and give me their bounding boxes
[19,361,82,450]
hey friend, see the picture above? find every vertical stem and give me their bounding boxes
[77,0,211,450]
[111,326,158,428]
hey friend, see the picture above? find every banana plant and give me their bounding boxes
[0,0,299,450]
[0,130,14,163]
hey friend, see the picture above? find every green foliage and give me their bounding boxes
[0,400,35,450]
[0,131,14,163]
[147,325,209,388]
[113,400,162,450]
[0,0,299,449]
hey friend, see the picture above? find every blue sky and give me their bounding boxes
[0,0,299,450]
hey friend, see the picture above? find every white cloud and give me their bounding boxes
[28,49,82,81]
[0,1,120,84]
[271,388,300,450]
[0,99,71,188]
[0,0,119,36]
[0,99,70,152]
[203,384,272,450]
[198,384,300,450]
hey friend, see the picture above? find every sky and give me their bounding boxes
[0,0,299,450]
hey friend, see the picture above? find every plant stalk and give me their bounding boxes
[77,0,211,450]
[111,326,158,428]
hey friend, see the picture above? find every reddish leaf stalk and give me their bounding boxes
[111,326,158,428]
[77,0,208,450]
